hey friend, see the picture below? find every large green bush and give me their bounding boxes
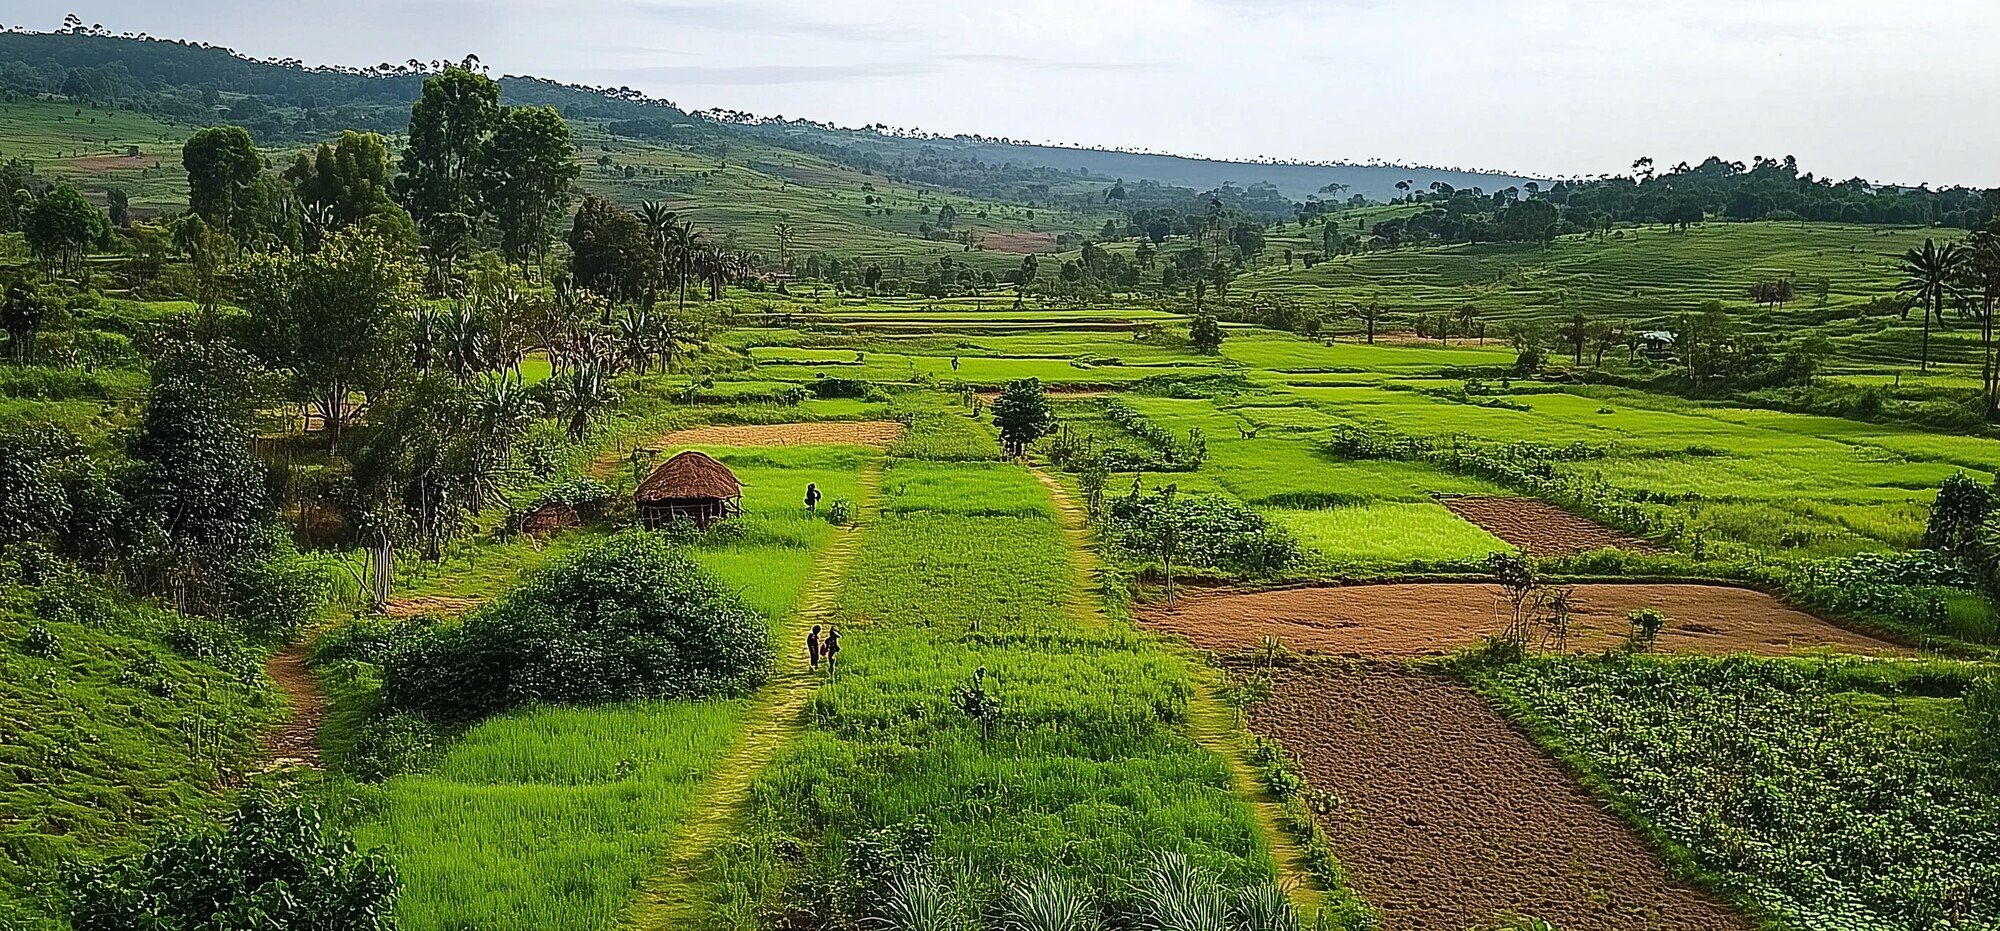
[66,790,397,931]
[383,530,771,722]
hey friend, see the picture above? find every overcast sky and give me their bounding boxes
[11,1,1999,186]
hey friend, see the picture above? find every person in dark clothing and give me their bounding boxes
[805,482,822,513]
[950,356,960,371]
[806,624,822,670]
[823,627,842,673]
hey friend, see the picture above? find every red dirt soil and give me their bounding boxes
[263,646,324,769]
[1443,496,1658,556]
[1142,582,1904,657]
[1251,666,1751,931]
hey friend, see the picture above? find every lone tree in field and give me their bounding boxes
[1898,237,1965,374]
[1189,311,1224,355]
[992,377,1056,457]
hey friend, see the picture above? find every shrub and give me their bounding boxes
[18,623,60,659]
[382,530,772,723]
[1967,672,2000,750]
[228,547,328,644]
[66,790,398,931]
[347,711,445,781]
[527,477,614,518]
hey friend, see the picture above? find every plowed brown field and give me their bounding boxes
[1251,666,1751,931]
[1143,582,1903,657]
[1442,496,1658,556]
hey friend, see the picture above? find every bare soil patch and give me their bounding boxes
[263,646,324,769]
[656,420,906,449]
[1251,666,1750,931]
[1443,496,1657,556]
[978,230,1056,254]
[1143,582,1903,657]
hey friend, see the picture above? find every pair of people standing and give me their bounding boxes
[806,623,841,672]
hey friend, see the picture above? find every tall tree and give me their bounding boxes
[1188,312,1224,355]
[1,278,63,363]
[240,229,420,452]
[1964,223,2000,418]
[182,126,263,242]
[991,378,1056,457]
[1898,238,1966,374]
[568,195,658,304]
[284,130,415,248]
[397,66,501,230]
[481,105,579,269]
[23,184,107,274]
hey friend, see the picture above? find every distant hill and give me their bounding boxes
[939,141,1533,202]
[0,29,1533,206]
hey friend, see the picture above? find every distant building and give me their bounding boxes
[635,450,741,529]
[1638,330,1676,362]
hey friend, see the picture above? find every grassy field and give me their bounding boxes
[343,443,875,931]
[684,443,1307,924]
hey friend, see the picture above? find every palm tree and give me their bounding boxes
[772,219,795,271]
[665,221,701,316]
[637,200,677,303]
[1964,224,2000,418]
[1899,237,1966,374]
[556,362,616,441]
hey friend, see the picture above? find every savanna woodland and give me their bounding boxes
[3,14,2000,931]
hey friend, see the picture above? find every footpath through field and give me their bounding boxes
[626,458,885,928]
[1028,466,1327,911]
[262,644,325,769]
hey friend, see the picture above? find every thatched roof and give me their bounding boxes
[636,450,742,502]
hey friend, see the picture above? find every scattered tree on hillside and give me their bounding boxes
[23,184,107,274]
[992,377,1056,457]
[240,229,421,452]
[1189,312,1224,355]
[397,66,501,232]
[181,125,263,242]
[1,278,62,363]
[1354,299,1384,344]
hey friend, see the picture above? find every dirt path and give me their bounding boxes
[380,594,482,618]
[627,457,885,928]
[1442,496,1658,556]
[1143,582,1904,658]
[1253,666,1749,931]
[1029,466,1323,910]
[262,645,324,769]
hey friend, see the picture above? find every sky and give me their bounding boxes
[10,0,2000,187]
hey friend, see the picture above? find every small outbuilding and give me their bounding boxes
[635,450,742,529]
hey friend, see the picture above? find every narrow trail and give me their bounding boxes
[263,644,325,769]
[626,458,884,929]
[1026,465,1324,910]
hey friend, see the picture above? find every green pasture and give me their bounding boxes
[689,440,1285,923]
[352,443,875,931]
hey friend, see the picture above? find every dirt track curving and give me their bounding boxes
[1442,496,1658,556]
[1142,582,1904,657]
[1251,666,1751,931]
[653,420,906,449]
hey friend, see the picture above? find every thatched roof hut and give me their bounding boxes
[635,450,742,529]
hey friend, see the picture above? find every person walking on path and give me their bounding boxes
[805,482,822,513]
[806,624,822,671]
[823,627,842,675]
